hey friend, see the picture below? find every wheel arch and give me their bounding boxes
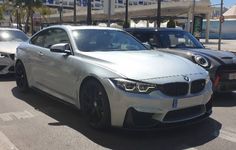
[77,75,108,109]
[15,59,23,65]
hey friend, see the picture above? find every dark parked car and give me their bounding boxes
[126,28,236,92]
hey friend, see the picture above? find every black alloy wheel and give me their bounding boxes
[80,79,111,129]
[15,61,29,92]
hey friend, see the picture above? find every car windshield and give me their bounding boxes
[0,30,28,42]
[72,29,147,52]
[137,30,204,49]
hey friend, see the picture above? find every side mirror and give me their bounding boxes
[50,43,71,55]
[142,42,151,49]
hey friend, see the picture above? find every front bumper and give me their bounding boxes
[123,99,212,129]
[103,78,213,128]
[0,54,15,74]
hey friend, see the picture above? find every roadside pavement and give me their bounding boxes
[201,39,236,52]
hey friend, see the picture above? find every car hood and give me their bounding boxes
[0,41,22,54]
[179,48,235,59]
[83,50,206,80]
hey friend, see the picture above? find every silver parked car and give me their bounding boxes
[0,28,28,74]
[15,25,212,129]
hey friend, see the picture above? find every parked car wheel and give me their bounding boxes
[15,61,29,92]
[80,79,111,129]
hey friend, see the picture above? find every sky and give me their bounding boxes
[211,0,236,8]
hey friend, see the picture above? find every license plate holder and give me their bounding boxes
[229,73,236,80]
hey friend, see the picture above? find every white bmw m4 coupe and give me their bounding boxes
[15,25,212,129]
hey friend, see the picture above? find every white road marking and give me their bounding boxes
[0,114,13,122]
[184,148,198,150]
[13,111,34,120]
[219,128,236,143]
[181,144,198,150]
[0,131,19,150]
[0,110,34,122]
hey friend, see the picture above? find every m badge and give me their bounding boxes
[172,98,178,108]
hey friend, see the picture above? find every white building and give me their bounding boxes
[44,0,160,9]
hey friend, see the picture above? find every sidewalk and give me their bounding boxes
[201,39,236,52]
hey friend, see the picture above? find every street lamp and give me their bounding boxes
[16,5,19,29]
[191,0,196,34]
[19,2,25,31]
[30,0,37,35]
[218,0,224,50]
[124,0,129,28]
[59,0,63,24]
[107,0,111,27]
[73,0,76,25]
[87,0,92,25]
[156,0,161,28]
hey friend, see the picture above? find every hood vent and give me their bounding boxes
[221,57,233,59]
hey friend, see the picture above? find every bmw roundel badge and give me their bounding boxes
[183,76,190,82]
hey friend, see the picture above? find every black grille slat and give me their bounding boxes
[163,105,205,122]
[191,79,205,94]
[8,66,14,71]
[0,65,6,71]
[217,65,236,75]
[160,82,189,96]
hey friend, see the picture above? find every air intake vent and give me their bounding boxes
[191,79,205,94]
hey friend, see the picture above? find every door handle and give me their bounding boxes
[38,52,44,56]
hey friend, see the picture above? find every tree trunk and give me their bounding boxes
[25,5,30,33]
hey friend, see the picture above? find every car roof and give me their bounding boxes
[45,25,123,31]
[125,27,184,32]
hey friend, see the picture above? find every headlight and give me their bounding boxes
[193,55,210,68]
[0,52,8,58]
[111,78,156,94]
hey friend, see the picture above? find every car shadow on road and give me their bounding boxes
[12,87,222,150]
[0,74,15,81]
[212,92,236,107]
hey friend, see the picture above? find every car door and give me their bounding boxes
[29,29,49,85]
[37,28,78,104]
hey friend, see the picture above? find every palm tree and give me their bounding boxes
[0,6,5,21]
[1,1,14,24]
[36,6,52,23]
[15,0,43,34]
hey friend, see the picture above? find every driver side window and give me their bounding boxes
[44,28,71,49]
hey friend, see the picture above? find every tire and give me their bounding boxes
[15,61,29,92]
[80,79,111,129]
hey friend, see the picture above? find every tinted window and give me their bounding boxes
[72,29,147,52]
[130,30,204,49]
[0,30,28,42]
[158,31,203,49]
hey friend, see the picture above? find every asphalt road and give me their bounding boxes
[0,75,236,150]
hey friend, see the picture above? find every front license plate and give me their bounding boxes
[229,73,236,80]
